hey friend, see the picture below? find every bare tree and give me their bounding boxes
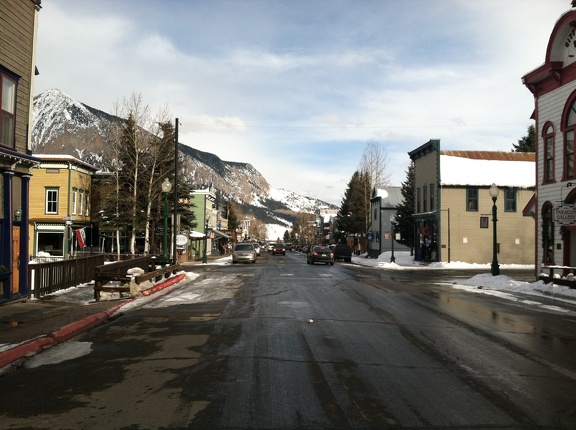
[104,93,174,255]
[248,218,267,241]
[358,140,391,189]
[141,110,174,254]
[358,140,391,231]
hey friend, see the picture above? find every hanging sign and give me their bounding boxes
[554,204,576,225]
[176,234,188,247]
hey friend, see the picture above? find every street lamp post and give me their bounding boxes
[390,214,396,263]
[203,220,208,264]
[160,178,172,267]
[489,183,500,276]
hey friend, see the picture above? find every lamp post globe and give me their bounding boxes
[489,183,499,276]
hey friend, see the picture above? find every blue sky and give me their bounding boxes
[34,0,569,205]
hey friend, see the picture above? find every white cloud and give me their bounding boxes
[34,0,570,205]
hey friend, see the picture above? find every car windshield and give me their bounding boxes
[235,244,253,251]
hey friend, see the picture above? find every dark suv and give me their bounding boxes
[333,244,352,263]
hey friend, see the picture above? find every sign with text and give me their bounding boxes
[554,204,576,225]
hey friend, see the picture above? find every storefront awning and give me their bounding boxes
[210,229,231,239]
[412,211,438,220]
[190,231,206,239]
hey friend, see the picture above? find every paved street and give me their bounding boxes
[1,251,575,429]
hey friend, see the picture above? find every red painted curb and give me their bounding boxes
[50,312,110,343]
[0,274,187,369]
[0,336,56,369]
[141,273,186,296]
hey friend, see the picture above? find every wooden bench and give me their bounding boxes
[539,265,576,289]
[94,256,181,301]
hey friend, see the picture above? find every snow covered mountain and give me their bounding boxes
[31,89,336,231]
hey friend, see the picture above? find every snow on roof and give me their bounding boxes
[374,189,388,199]
[440,154,535,188]
[371,187,404,207]
[34,153,98,170]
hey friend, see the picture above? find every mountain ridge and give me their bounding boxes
[31,89,336,232]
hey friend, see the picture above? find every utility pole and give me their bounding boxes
[173,118,179,265]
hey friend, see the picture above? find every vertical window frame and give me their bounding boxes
[562,96,576,180]
[45,187,59,215]
[79,190,84,216]
[72,188,77,215]
[423,185,428,212]
[0,72,17,149]
[504,187,517,212]
[543,123,555,183]
[466,187,478,212]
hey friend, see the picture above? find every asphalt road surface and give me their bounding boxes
[1,250,575,429]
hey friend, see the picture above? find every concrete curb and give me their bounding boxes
[0,273,187,371]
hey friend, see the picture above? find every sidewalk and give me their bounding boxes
[0,269,200,372]
[0,253,231,372]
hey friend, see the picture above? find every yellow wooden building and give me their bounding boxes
[29,155,98,258]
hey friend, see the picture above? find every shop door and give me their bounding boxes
[12,227,20,295]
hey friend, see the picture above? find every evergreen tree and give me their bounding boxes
[512,124,536,152]
[118,112,145,254]
[395,162,415,254]
[335,171,369,240]
[226,201,239,232]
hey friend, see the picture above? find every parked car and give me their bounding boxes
[232,243,257,264]
[307,245,335,265]
[333,244,352,263]
[300,244,310,254]
[272,243,286,255]
[267,243,275,252]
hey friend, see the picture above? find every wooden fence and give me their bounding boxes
[29,254,106,298]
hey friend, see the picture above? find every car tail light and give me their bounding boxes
[330,253,334,257]
[313,252,319,256]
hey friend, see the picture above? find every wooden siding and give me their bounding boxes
[413,150,438,212]
[534,79,576,266]
[0,0,38,153]
[29,169,92,221]
[440,187,535,264]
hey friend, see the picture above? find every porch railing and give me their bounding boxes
[29,254,106,298]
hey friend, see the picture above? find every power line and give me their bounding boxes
[179,121,531,130]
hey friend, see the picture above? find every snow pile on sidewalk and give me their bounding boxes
[353,251,576,302]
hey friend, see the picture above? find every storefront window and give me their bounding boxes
[37,232,64,257]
